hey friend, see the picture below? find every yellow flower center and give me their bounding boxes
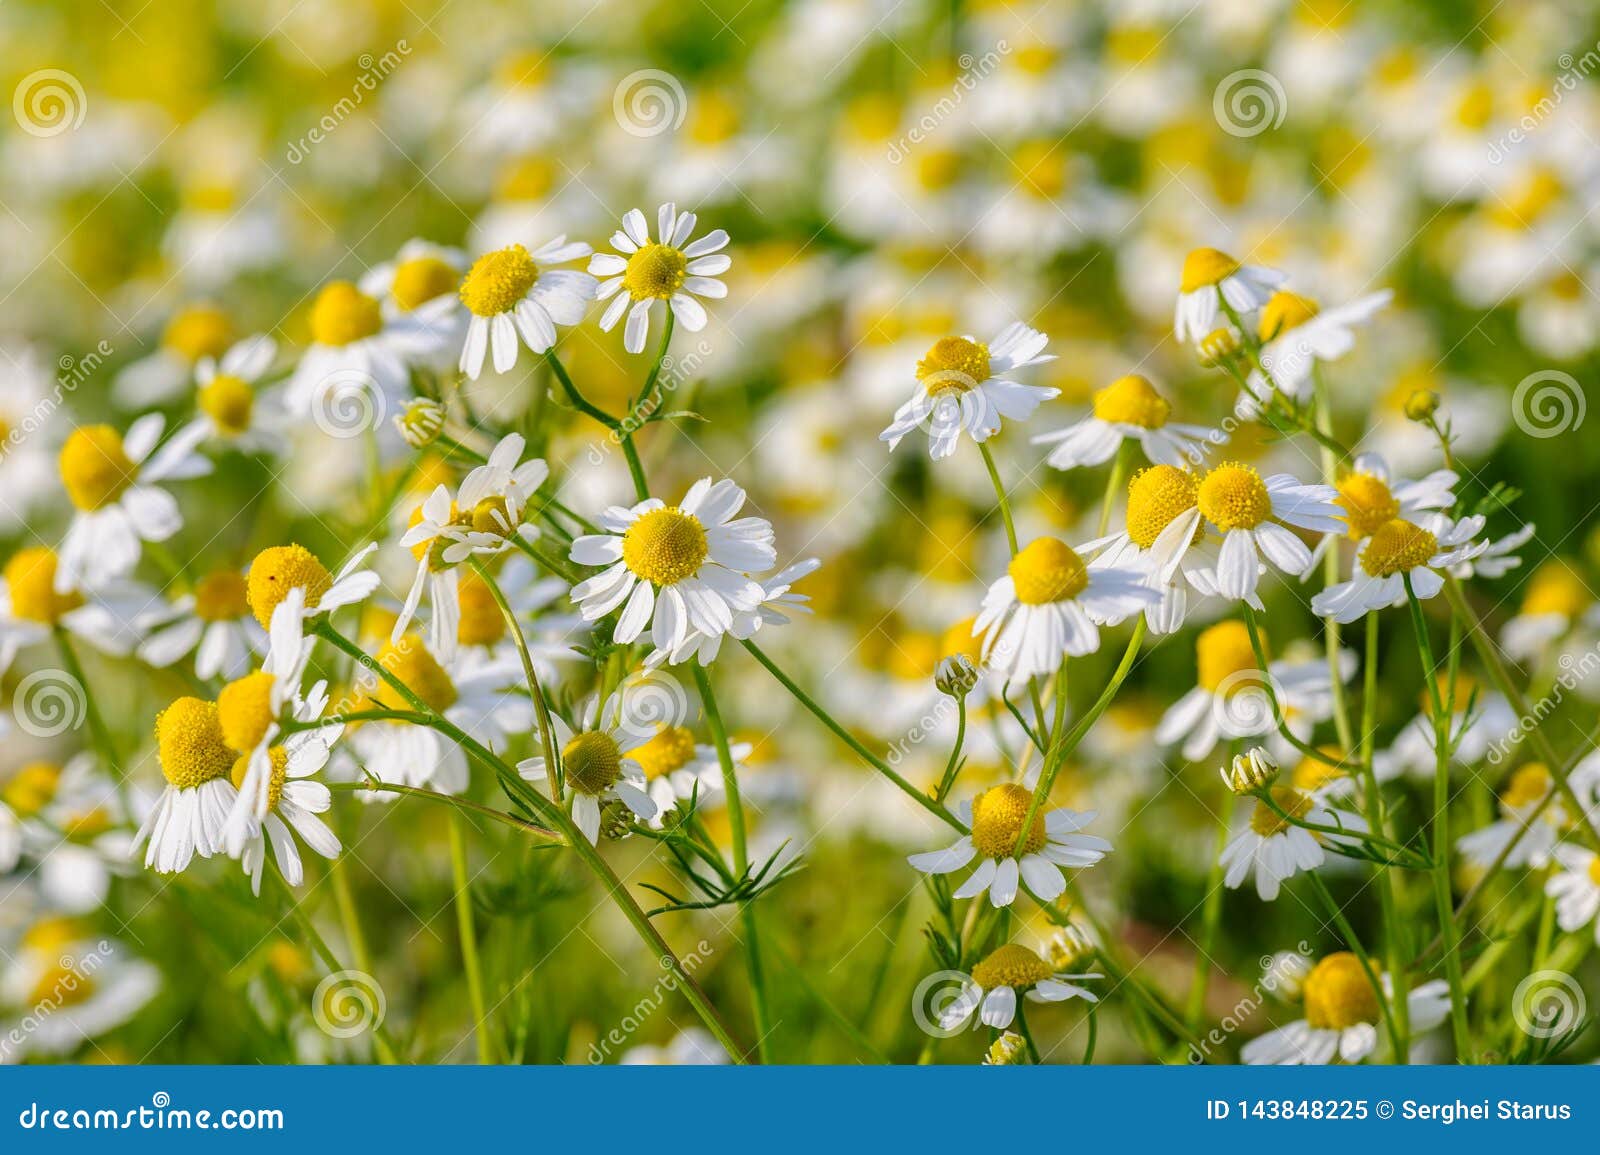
[459,245,540,317]
[622,243,689,300]
[1302,952,1381,1030]
[688,91,740,144]
[1335,472,1399,540]
[1359,519,1438,578]
[1196,620,1264,693]
[563,731,623,796]
[371,635,459,713]
[1249,786,1313,836]
[21,917,82,955]
[193,569,249,622]
[1,761,62,817]
[939,615,985,665]
[494,155,556,201]
[969,783,1048,858]
[1501,764,1552,810]
[230,746,289,812]
[1521,562,1588,618]
[1588,857,1600,888]
[246,544,333,629]
[162,304,233,362]
[308,281,383,346]
[1126,465,1200,549]
[469,495,518,539]
[155,697,236,790]
[1013,141,1065,199]
[28,959,96,1008]
[971,944,1055,991]
[408,499,467,571]
[1008,537,1090,606]
[4,547,83,623]
[631,724,698,781]
[916,336,991,394]
[391,256,460,311]
[64,807,112,840]
[456,570,507,647]
[59,425,136,511]
[1092,374,1170,428]
[1291,748,1348,794]
[1180,247,1242,293]
[915,147,963,192]
[1258,291,1321,341]
[198,373,255,435]
[621,508,709,586]
[218,671,277,753]
[1197,462,1272,531]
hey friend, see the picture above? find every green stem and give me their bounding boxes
[447,810,494,1064]
[616,313,676,501]
[471,559,563,804]
[52,627,127,812]
[934,698,968,803]
[1306,872,1403,1059]
[1013,1001,1042,1063]
[1357,613,1409,1058]
[1186,788,1235,1032]
[327,778,562,840]
[1097,441,1131,537]
[978,441,1019,555]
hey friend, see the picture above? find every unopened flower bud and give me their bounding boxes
[1197,327,1241,367]
[1221,747,1278,794]
[1263,949,1313,1002]
[599,799,635,841]
[982,1031,1029,1065]
[935,653,979,698]
[1403,389,1440,422]
[1046,924,1096,971]
[396,398,446,448]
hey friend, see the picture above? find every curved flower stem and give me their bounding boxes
[1081,1005,1099,1064]
[1240,607,1347,769]
[52,627,128,812]
[741,639,967,833]
[977,441,1019,555]
[310,620,749,1061]
[1356,613,1409,1057]
[692,664,774,1063]
[614,313,676,502]
[471,558,563,804]
[1312,374,1356,756]
[1305,872,1402,1058]
[507,533,583,583]
[1097,441,1131,537]
[546,350,620,431]
[934,697,968,803]
[447,810,494,1064]
[1013,1001,1042,1063]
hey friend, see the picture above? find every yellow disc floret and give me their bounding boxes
[969,782,1047,858]
[4,547,83,623]
[1126,465,1200,549]
[622,243,689,300]
[193,569,249,622]
[971,944,1055,991]
[1291,747,1348,794]
[59,425,136,511]
[1501,763,1552,810]
[391,256,460,311]
[459,245,540,317]
[1520,561,1588,618]
[1008,537,1089,605]
[28,958,95,1008]
[456,570,507,647]
[371,635,459,713]
[631,725,698,781]
[198,374,254,435]
[621,508,708,586]
[162,304,232,362]
[916,336,991,393]
[1249,786,1313,836]
[1258,291,1321,341]
[218,671,277,754]
[1092,374,1171,429]
[1180,247,1242,293]
[1302,952,1381,1030]
[1197,462,1272,531]
[939,615,985,665]
[1335,471,1399,540]
[1,762,62,817]
[563,731,623,796]
[308,281,383,347]
[1359,519,1438,577]
[1196,620,1263,693]
[155,697,236,790]
[230,746,289,812]
[247,544,333,629]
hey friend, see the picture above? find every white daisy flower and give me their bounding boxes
[1300,452,1459,576]
[907,783,1111,907]
[1499,559,1591,662]
[569,478,772,652]
[591,204,730,354]
[131,696,241,874]
[880,323,1058,460]
[1079,464,1212,635]
[55,415,212,593]
[1220,785,1366,901]
[627,722,743,823]
[1452,521,1533,580]
[1457,761,1600,871]
[228,736,342,897]
[518,695,658,844]
[457,238,596,379]
[0,547,150,676]
[137,567,266,681]
[1173,247,1286,344]
[1242,953,1449,1064]
[1033,373,1224,471]
[1311,513,1487,624]
[647,556,820,667]
[185,334,283,451]
[393,484,504,665]
[360,238,469,371]
[1189,461,1344,604]
[937,943,1101,1032]
[284,280,437,420]
[112,302,235,407]
[973,535,1158,685]
[0,927,159,1061]
[243,542,381,633]
[1246,289,1392,402]
[2,755,136,912]
[1546,843,1600,943]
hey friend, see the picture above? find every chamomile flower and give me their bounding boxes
[360,239,469,369]
[973,536,1158,684]
[131,696,240,874]
[244,543,381,631]
[1032,373,1223,470]
[0,547,149,675]
[1499,559,1592,661]
[1220,785,1365,901]
[907,782,1111,907]
[284,280,432,419]
[457,238,596,379]
[1310,514,1487,623]
[55,415,212,593]
[10,755,137,913]
[137,567,265,680]
[937,943,1101,1031]
[454,432,550,543]
[629,722,741,821]
[1241,952,1449,1064]
[185,334,281,450]
[569,478,772,652]
[226,739,342,896]
[1082,464,1210,635]
[1173,247,1286,344]
[880,323,1058,460]
[517,695,658,844]
[1545,844,1600,943]
[591,204,730,354]
[0,925,159,1062]
[1321,453,1459,547]
[647,557,821,667]
[1456,762,1600,871]
[113,303,235,406]
[1190,462,1344,603]
[1247,289,1392,402]
[393,484,504,664]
